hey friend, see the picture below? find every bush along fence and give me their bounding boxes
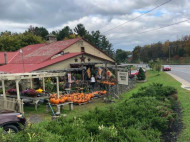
[0,83,179,142]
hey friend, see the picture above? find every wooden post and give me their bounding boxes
[82,64,84,82]
[30,78,33,89]
[42,77,45,91]
[115,63,119,96]
[2,80,7,109]
[16,79,22,113]
[2,80,6,100]
[105,62,107,80]
[16,80,20,100]
[56,77,60,98]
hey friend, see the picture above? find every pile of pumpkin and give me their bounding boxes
[49,90,107,105]
[101,81,115,86]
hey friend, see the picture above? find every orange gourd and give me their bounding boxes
[54,99,60,104]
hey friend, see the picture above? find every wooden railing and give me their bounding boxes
[0,97,24,113]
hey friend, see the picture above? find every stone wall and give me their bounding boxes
[107,78,136,97]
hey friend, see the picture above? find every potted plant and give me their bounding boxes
[22,89,37,97]
[7,88,17,95]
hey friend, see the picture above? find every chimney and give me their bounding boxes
[4,52,7,64]
[46,34,57,44]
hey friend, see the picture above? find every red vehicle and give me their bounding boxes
[129,70,139,78]
[0,110,26,133]
[163,65,171,71]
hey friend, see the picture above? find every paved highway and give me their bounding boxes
[170,65,190,83]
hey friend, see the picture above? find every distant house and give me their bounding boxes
[0,35,115,73]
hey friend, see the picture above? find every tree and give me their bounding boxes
[0,32,44,51]
[26,26,49,39]
[56,26,73,41]
[137,67,146,80]
[74,24,88,38]
[148,60,155,71]
[162,41,169,57]
[33,27,49,39]
[115,49,129,63]
[132,46,141,63]
[154,59,162,75]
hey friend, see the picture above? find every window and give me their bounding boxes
[81,47,85,52]
[74,58,78,62]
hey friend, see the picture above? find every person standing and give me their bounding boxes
[90,75,95,90]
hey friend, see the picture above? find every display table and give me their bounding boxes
[6,94,49,110]
[46,102,73,115]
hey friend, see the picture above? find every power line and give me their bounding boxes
[101,0,172,35]
[111,19,190,45]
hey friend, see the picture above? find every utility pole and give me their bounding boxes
[169,45,171,65]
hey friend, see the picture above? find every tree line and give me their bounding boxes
[0,24,115,57]
[132,35,190,63]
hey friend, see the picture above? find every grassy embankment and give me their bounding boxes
[24,71,190,141]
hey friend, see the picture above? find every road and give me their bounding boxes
[168,65,190,90]
[170,65,190,83]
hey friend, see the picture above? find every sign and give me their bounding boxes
[118,71,128,85]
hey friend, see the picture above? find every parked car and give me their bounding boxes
[163,65,171,71]
[0,110,26,133]
[129,70,139,78]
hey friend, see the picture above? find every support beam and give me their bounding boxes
[82,64,84,82]
[56,77,60,98]
[2,80,6,100]
[42,77,45,91]
[16,80,20,100]
[16,79,22,113]
[115,63,119,96]
[30,78,33,89]
[105,62,108,80]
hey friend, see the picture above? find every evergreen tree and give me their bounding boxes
[137,67,146,80]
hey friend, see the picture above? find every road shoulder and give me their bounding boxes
[166,72,190,90]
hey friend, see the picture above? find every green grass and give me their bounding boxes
[24,71,190,141]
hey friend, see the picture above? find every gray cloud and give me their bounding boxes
[0,0,189,50]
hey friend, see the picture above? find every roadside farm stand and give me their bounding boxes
[0,69,82,113]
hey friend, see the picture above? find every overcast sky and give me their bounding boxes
[0,0,190,51]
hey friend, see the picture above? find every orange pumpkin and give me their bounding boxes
[59,98,65,103]
[102,90,107,94]
[50,98,55,104]
[54,99,60,104]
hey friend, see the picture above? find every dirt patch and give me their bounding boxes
[27,115,44,123]
[162,102,183,142]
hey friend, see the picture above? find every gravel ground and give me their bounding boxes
[27,115,44,123]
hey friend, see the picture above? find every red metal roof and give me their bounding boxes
[0,52,19,64]
[9,38,81,64]
[0,52,82,73]
[0,37,114,73]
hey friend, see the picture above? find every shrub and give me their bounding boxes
[1,83,178,142]
[137,67,146,80]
